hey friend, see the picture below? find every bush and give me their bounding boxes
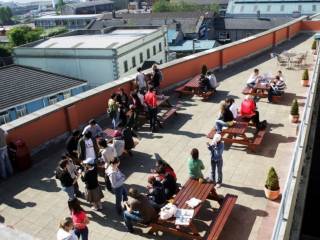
[8,26,43,47]
[311,40,317,50]
[302,69,309,80]
[201,64,208,75]
[42,27,68,38]
[265,167,280,191]
[290,99,299,116]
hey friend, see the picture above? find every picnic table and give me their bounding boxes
[207,121,266,152]
[242,82,270,98]
[175,75,214,100]
[148,178,237,240]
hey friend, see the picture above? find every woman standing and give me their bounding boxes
[68,199,89,240]
[55,158,76,200]
[81,159,104,210]
[57,217,78,240]
[207,134,224,188]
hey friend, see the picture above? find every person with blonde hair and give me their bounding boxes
[214,101,234,133]
[207,134,224,188]
[57,217,78,240]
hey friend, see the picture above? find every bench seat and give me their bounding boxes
[160,103,182,123]
[175,86,193,97]
[249,129,266,151]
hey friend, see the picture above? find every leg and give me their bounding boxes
[123,210,143,232]
[210,160,217,184]
[217,159,223,184]
[215,120,228,133]
[122,186,128,202]
[63,185,75,200]
[82,227,89,240]
[114,187,123,214]
[251,111,260,126]
[267,89,273,102]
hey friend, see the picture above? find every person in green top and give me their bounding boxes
[188,148,205,179]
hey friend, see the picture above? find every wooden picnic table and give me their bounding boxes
[148,178,222,240]
[242,82,270,98]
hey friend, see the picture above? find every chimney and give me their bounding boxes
[112,10,116,19]
[176,22,181,31]
[257,10,261,19]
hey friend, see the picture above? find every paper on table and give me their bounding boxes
[175,209,194,226]
[185,197,202,208]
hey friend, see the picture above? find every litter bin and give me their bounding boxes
[8,139,31,171]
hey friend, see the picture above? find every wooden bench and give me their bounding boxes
[242,86,268,98]
[249,129,266,152]
[271,94,283,103]
[204,194,238,240]
[175,86,193,97]
[198,90,214,101]
[159,103,182,124]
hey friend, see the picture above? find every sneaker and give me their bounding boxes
[205,177,214,183]
[215,183,222,188]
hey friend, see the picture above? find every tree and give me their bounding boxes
[0,7,13,25]
[0,45,11,57]
[8,26,43,47]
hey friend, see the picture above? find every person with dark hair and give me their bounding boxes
[157,167,177,200]
[147,176,166,209]
[152,159,177,182]
[247,68,262,88]
[188,148,205,179]
[151,64,162,91]
[97,138,114,193]
[199,74,211,92]
[135,67,147,91]
[268,75,286,103]
[81,158,104,210]
[119,88,129,108]
[68,198,89,240]
[106,158,128,214]
[207,134,224,188]
[128,91,143,130]
[108,93,119,129]
[123,188,157,233]
[77,131,99,162]
[55,158,77,200]
[66,130,81,161]
[215,101,235,133]
[62,154,82,198]
[144,87,159,132]
[82,119,103,139]
[57,217,78,240]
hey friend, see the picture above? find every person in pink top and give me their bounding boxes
[68,199,89,240]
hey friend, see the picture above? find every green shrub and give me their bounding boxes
[290,99,299,116]
[311,40,317,50]
[302,69,309,80]
[265,167,280,191]
[201,64,208,75]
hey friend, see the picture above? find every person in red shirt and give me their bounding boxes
[144,87,159,132]
[68,198,89,240]
[240,95,264,131]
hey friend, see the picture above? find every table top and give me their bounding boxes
[185,75,201,88]
[282,51,296,58]
[222,122,248,135]
[157,95,170,107]
[254,82,270,90]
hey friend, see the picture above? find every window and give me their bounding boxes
[124,60,128,72]
[246,32,252,37]
[153,45,156,55]
[16,105,27,118]
[280,5,284,12]
[267,5,271,12]
[298,5,302,12]
[147,49,150,59]
[139,52,143,63]
[0,111,10,125]
[132,56,136,68]
[231,5,235,13]
[48,96,58,105]
[63,90,71,99]
[313,5,316,12]
[159,42,162,52]
[240,5,244,12]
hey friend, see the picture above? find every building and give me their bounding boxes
[62,0,114,15]
[226,0,320,18]
[171,0,229,9]
[34,14,102,29]
[213,17,293,42]
[13,27,167,87]
[0,64,87,125]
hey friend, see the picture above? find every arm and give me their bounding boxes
[200,160,205,170]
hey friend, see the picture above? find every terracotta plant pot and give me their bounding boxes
[290,114,299,123]
[301,79,309,87]
[264,186,280,200]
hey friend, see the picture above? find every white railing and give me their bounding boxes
[271,45,320,239]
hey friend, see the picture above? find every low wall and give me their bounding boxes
[4,16,317,153]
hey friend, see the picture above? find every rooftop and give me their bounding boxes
[0,65,86,112]
[33,29,158,49]
[35,14,102,20]
[65,0,113,9]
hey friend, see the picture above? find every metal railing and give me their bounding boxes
[271,46,320,239]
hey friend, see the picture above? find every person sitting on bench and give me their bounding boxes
[240,95,266,131]
[147,176,167,210]
[199,74,212,92]
[215,101,235,133]
[247,68,262,88]
[207,71,219,91]
[123,188,158,233]
[267,75,286,103]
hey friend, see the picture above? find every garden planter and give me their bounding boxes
[264,186,280,200]
[290,114,299,123]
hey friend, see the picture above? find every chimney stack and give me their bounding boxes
[112,10,116,19]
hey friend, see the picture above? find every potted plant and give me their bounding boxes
[264,167,280,200]
[302,69,309,87]
[311,40,317,54]
[290,99,299,123]
[201,64,208,75]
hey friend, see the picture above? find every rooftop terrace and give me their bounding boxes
[0,16,320,240]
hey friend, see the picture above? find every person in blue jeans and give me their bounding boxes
[123,188,157,233]
[106,158,128,214]
[0,128,13,179]
[207,133,224,188]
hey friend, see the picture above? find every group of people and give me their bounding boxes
[199,71,219,93]
[247,68,286,103]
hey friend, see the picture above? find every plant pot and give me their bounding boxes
[301,79,309,87]
[264,186,280,200]
[290,114,299,123]
[312,49,316,55]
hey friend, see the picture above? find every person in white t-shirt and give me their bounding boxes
[135,67,147,91]
[247,68,262,88]
[207,71,219,90]
[77,131,98,162]
[226,98,238,119]
[57,217,78,240]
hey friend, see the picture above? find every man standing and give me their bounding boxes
[0,127,13,179]
[77,131,99,162]
[207,133,224,188]
[135,67,147,92]
[144,87,158,132]
[82,119,103,139]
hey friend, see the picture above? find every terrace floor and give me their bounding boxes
[0,33,315,240]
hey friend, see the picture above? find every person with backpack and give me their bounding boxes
[56,158,77,200]
[207,134,224,188]
[106,158,128,215]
